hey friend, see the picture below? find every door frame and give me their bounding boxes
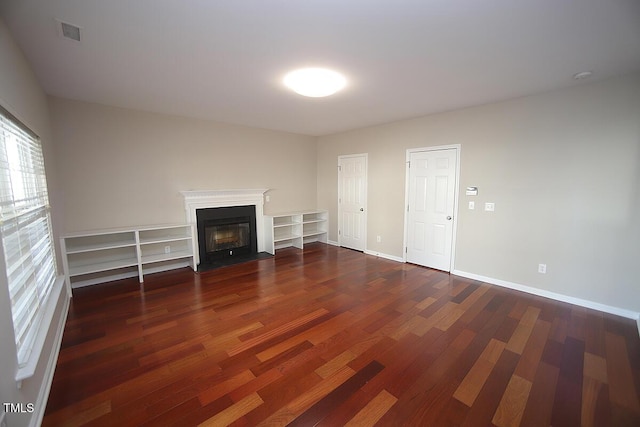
[338,153,368,251]
[403,144,461,271]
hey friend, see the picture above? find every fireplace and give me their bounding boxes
[196,205,261,269]
[182,189,269,269]
[205,220,250,256]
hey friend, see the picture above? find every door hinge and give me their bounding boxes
[407,204,409,212]
[338,229,341,235]
[407,161,411,168]
[405,247,408,253]
[338,165,342,171]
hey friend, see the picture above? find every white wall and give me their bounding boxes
[0,17,67,427]
[317,73,640,316]
[49,97,318,232]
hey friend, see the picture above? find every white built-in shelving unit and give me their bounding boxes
[60,224,196,291]
[264,210,328,254]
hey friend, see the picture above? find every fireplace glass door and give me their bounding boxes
[204,219,251,259]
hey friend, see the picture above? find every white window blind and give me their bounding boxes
[0,108,57,367]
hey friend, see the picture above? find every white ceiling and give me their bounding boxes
[2,0,640,136]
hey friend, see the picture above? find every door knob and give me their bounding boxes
[446,216,452,220]
[360,208,364,211]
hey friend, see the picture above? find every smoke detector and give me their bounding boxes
[56,19,81,42]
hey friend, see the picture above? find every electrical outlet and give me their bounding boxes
[164,245,171,254]
[538,264,547,274]
[468,201,475,210]
[376,235,381,243]
[485,202,495,212]
[265,195,270,202]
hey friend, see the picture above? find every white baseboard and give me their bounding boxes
[31,289,71,427]
[327,240,404,263]
[452,269,640,327]
[364,250,405,263]
[322,246,639,335]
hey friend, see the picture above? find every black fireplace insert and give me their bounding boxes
[196,205,258,269]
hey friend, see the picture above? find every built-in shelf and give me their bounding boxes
[69,258,139,277]
[61,224,197,291]
[264,210,328,254]
[141,250,194,265]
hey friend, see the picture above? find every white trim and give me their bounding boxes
[181,189,268,264]
[403,144,461,271]
[452,269,640,323]
[327,239,339,246]
[70,271,138,289]
[15,276,67,382]
[338,154,368,252]
[30,289,70,427]
[364,250,404,263]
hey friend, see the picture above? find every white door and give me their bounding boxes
[339,154,367,251]
[406,148,457,271]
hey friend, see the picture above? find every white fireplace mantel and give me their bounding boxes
[181,189,268,263]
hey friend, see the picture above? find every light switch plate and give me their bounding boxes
[485,202,495,212]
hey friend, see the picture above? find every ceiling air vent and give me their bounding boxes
[59,21,81,42]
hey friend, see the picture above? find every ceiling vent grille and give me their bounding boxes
[60,21,81,42]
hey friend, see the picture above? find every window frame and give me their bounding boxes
[0,104,66,382]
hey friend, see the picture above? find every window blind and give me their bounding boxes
[0,108,56,367]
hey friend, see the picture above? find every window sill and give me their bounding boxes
[15,276,68,385]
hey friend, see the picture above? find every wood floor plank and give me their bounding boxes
[453,338,506,407]
[550,336,585,427]
[198,369,256,406]
[379,327,477,425]
[513,318,551,381]
[582,375,610,427]
[343,389,397,426]
[242,368,323,425]
[42,243,640,426]
[256,365,355,426]
[226,308,329,356]
[522,361,560,427]
[315,349,357,379]
[605,331,640,425]
[198,392,263,427]
[288,360,384,426]
[492,374,533,427]
[454,358,497,407]
[505,306,540,354]
[460,349,520,426]
[51,400,111,427]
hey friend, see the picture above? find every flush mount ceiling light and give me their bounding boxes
[283,68,347,97]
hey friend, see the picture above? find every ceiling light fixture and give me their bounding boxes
[283,68,347,97]
[572,71,593,80]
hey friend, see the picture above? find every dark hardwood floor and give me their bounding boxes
[44,243,640,426]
